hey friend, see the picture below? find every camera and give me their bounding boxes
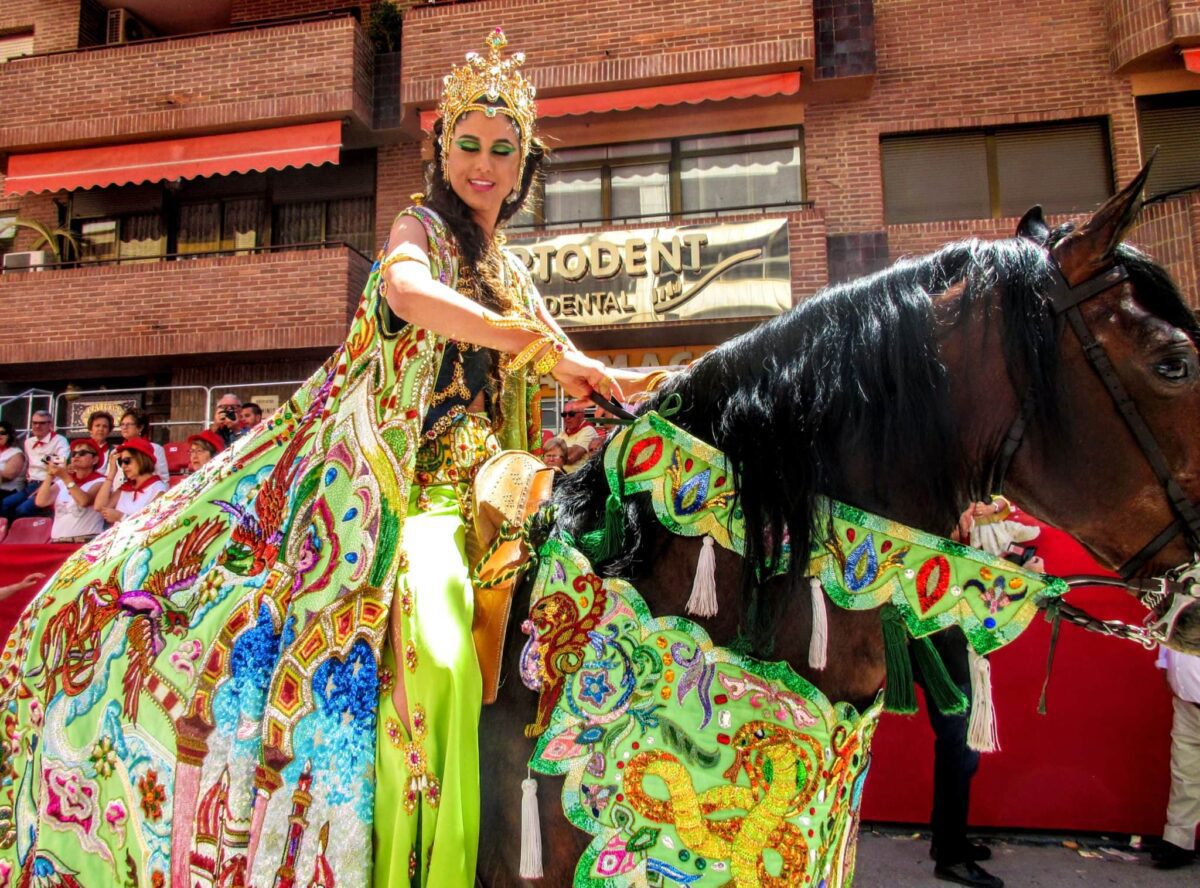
[220,407,237,421]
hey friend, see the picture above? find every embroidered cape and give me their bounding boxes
[0,207,539,887]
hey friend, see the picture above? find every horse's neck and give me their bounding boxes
[634,530,886,712]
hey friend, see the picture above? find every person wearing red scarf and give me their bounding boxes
[94,438,166,524]
[33,438,106,542]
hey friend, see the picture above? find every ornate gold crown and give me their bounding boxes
[438,28,538,185]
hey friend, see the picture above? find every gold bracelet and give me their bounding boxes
[506,335,553,373]
[484,312,553,338]
[532,341,565,377]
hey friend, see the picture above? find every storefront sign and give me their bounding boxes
[588,345,714,369]
[509,219,791,327]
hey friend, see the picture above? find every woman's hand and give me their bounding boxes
[551,349,626,402]
[100,508,124,524]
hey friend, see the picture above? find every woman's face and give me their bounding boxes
[118,416,142,440]
[0,428,10,449]
[118,452,142,481]
[89,416,112,440]
[445,110,521,232]
[69,449,97,476]
[189,444,212,471]
[543,446,565,468]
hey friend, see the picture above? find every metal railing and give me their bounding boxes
[0,389,54,439]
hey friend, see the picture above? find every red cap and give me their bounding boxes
[114,437,155,460]
[69,437,100,456]
[187,430,226,454]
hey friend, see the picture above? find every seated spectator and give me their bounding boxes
[560,399,598,475]
[96,439,167,524]
[588,429,607,455]
[0,421,26,504]
[33,438,106,543]
[117,410,169,486]
[239,402,264,433]
[86,410,115,471]
[210,393,245,446]
[1,411,68,520]
[542,437,568,474]
[187,430,226,471]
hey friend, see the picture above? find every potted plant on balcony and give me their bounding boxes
[9,218,82,267]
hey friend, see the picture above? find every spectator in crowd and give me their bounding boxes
[96,439,166,524]
[0,572,46,603]
[117,410,169,486]
[210,393,244,446]
[86,410,115,471]
[33,438,106,543]
[588,429,606,455]
[239,402,263,433]
[0,421,26,503]
[1153,648,1200,869]
[559,399,598,474]
[1,411,68,520]
[541,437,567,474]
[187,430,225,472]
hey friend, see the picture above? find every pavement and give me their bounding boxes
[855,826,1198,886]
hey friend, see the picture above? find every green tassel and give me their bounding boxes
[581,492,625,563]
[911,636,969,716]
[881,604,917,714]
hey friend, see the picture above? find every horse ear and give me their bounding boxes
[1016,205,1050,242]
[1051,156,1154,285]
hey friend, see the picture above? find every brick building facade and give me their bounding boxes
[1,0,1197,435]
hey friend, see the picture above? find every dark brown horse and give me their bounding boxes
[476,168,1200,885]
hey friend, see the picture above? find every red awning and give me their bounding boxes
[3,121,342,195]
[419,72,801,131]
[1185,48,1200,74]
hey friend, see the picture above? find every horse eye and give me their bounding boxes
[1155,357,1191,382]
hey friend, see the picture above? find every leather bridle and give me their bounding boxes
[990,254,1200,647]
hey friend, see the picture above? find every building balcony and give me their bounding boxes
[1106,0,1200,72]
[0,245,371,380]
[0,12,373,154]
[400,0,816,122]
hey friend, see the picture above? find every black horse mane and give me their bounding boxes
[552,225,1193,645]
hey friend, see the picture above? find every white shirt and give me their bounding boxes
[113,478,166,520]
[560,424,598,475]
[0,446,23,491]
[24,433,69,483]
[1157,648,1200,704]
[50,475,106,541]
[151,442,169,486]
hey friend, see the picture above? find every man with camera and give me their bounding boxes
[210,393,246,447]
[0,410,68,521]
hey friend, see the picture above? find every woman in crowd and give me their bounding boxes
[94,438,166,523]
[542,436,568,473]
[116,408,169,485]
[86,409,114,471]
[0,29,649,888]
[0,420,24,503]
[187,429,225,471]
[32,437,106,543]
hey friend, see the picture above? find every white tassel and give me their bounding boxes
[967,647,1000,753]
[808,577,828,670]
[686,535,718,618]
[519,773,543,879]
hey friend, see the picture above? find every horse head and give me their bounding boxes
[958,164,1200,654]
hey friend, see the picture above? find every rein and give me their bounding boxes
[991,254,1200,646]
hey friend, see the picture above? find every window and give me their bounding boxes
[0,215,16,255]
[0,31,34,64]
[881,120,1113,224]
[272,196,374,254]
[178,197,265,255]
[1138,92,1200,200]
[517,129,805,229]
[79,214,164,264]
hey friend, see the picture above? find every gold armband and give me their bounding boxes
[505,335,553,373]
[379,243,430,277]
[532,340,565,377]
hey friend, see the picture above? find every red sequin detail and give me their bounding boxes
[714,694,728,705]
[717,733,730,745]
[847,528,856,542]
[625,436,664,476]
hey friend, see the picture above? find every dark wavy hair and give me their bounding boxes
[120,409,150,437]
[425,108,548,314]
[0,420,16,445]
